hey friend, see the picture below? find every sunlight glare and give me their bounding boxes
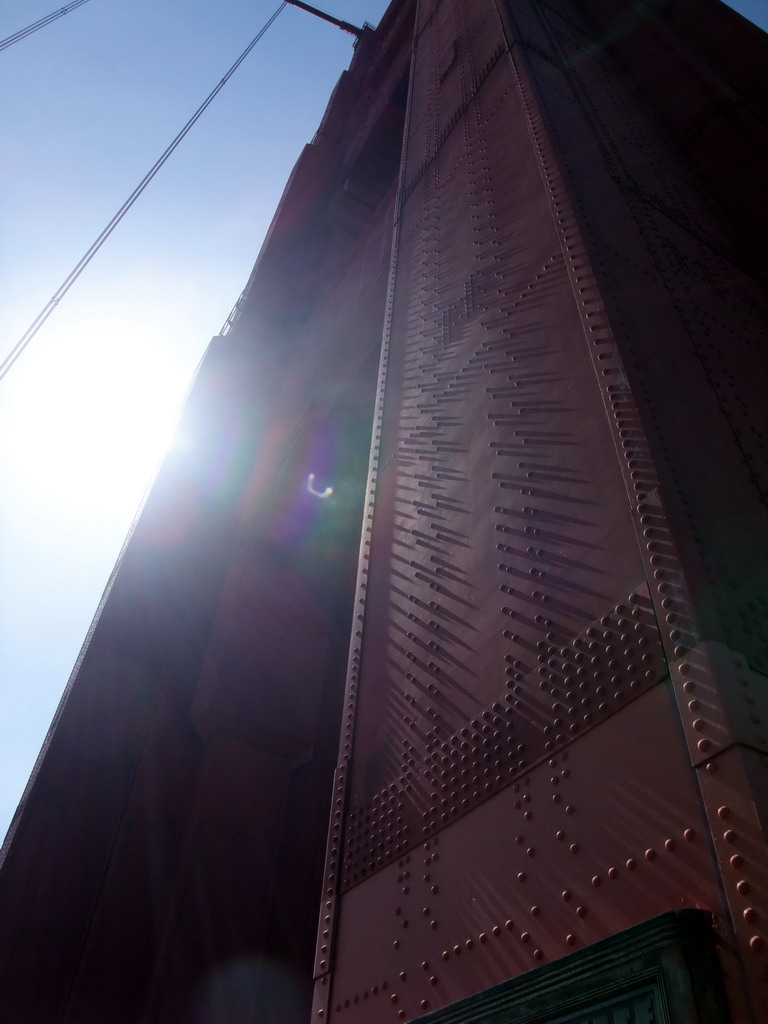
[2,322,187,515]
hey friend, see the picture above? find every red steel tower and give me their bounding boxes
[1,1,767,1022]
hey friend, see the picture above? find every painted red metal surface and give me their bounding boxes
[0,11,412,1020]
[314,1,768,1022]
[1,2,766,1021]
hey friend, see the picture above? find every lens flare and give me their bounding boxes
[306,473,333,499]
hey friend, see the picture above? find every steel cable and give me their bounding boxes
[0,0,95,53]
[0,2,287,382]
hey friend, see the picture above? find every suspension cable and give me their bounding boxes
[0,0,94,53]
[0,2,287,382]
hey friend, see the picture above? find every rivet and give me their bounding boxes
[626,858,636,870]
[750,935,764,951]
[566,933,576,945]
[521,931,531,943]
[592,875,601,887]
[730,854,743,868]
[645,848,656,861]
[718,806,730,819]
[492,925,501,936]
[576,906,586,917]
[683,829,695,841]
[533,949,544,960]
[608,867,618,879]
[665,839,675,851]
[723,830,737,844]
[744,908,757,923]
[570,843,579,854]
[737,880,751,894]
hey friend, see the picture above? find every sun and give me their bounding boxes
[1,320,187,517]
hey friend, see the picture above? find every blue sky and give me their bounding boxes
[1,0,766,843]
